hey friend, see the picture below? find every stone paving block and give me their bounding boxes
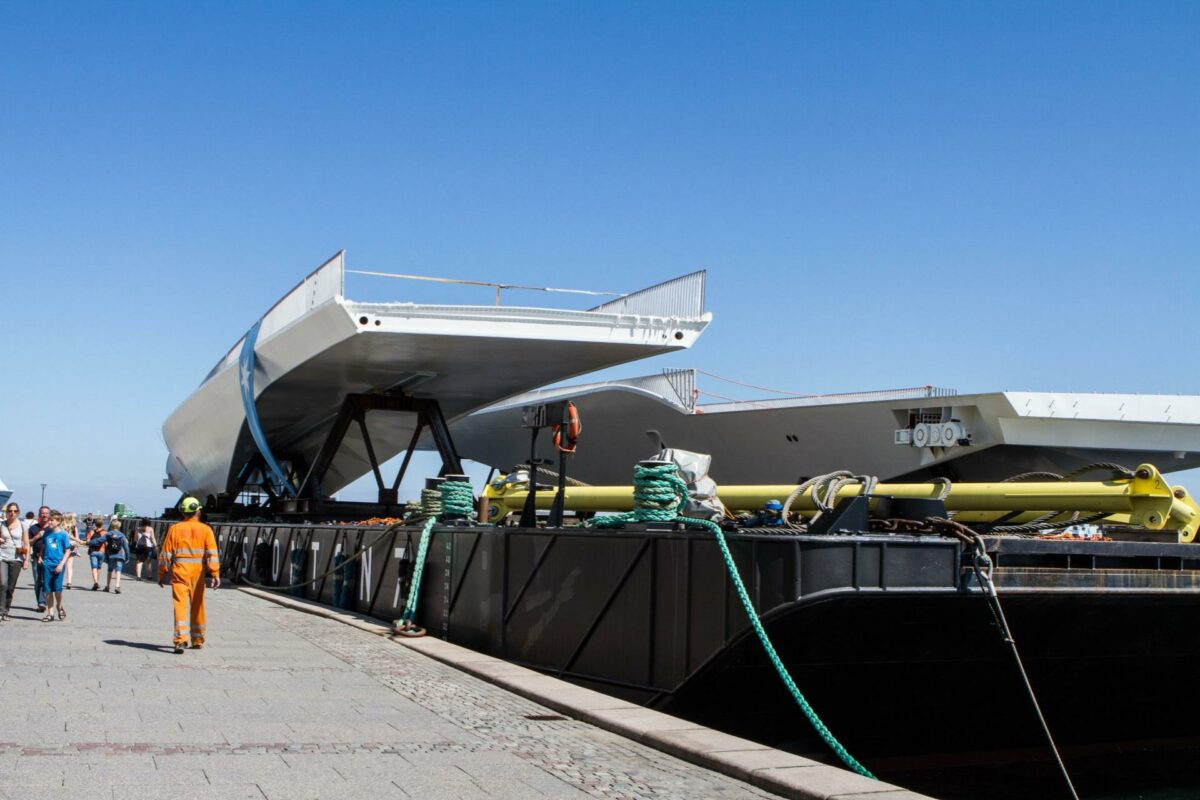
[455,763,591,798]
[642,725,763,755]
[829,792,933,800]
[200,721,298,742]
[399,638,501,664]
[270,754,349,781]
[258,777,413,800]
[165,755,292,783]
[145,757,213,779]
[584,705,708,735]
[6,769,66,787]
[708,746,827,780]
[751,764,889,799]
[1,787,62,800]
[110,784,264,800]
[400,750,532,769]
[448,657,538,678]
[485,676,636,713]
[75,756,160,777]
[389,769,493,799]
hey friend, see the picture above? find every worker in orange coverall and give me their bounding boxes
[158,497,220,654]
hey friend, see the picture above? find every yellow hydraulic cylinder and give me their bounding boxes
[481,464,1200,542]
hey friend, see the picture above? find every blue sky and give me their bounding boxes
[2,1,1198,514]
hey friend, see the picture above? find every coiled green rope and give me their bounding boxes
[398,480,475,626]
[593,463,875,779]
[592,463,686,526]
[416,487,442,522]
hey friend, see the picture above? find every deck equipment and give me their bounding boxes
[482,462,1200,541]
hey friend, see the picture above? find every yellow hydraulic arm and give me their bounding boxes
[482,464,1200,542]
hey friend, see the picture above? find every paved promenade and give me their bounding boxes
[0,573,784,799]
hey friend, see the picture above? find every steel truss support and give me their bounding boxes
[294,392,464,509]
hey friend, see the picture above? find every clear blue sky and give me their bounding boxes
[2,1,1198,514]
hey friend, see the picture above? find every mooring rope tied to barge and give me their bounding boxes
[591,461,877,779]
[396,478,476,636]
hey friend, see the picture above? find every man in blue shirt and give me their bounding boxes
[40,510,74,621]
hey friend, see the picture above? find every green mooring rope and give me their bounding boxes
[399,480,476,625]
[592,463,686,527]
[416,487,442,522]
[592,463,875,779]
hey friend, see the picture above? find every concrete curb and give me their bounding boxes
[237,585,932,800]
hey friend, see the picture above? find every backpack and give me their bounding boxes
[105,535,123,556]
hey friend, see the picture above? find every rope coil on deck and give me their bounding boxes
[591,463,689,527]
[590,462,876,779]
[779,471,878,531]
[415,487,443,522]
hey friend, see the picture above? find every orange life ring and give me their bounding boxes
[553,402,582,454]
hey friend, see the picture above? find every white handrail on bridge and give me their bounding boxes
[345,269,624,306]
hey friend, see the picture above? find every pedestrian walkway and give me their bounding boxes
[0,575,783,799]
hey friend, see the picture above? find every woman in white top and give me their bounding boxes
[62,512,81,590]
[1,502,30,620]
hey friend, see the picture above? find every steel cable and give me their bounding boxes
[967,533,1080,800]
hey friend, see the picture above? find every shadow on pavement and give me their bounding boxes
[104,639,176,653]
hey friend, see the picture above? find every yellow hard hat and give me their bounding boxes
[180,497,201,514]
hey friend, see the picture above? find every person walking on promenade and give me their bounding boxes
[40,511,74,621]
[1,503,30,621]
[61,512,80,589]
[158,497,220,654]
[133,520,157,581]
[104,519,129,594]
[27,506,50,613]
[86,518,107,590]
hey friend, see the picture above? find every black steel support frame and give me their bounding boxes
[294,392,464,507]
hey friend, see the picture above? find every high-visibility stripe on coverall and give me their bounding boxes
[158,519,221,647]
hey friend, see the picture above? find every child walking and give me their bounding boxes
[41,511,74,621]
[86,518,106,590]
[104,520,129,594]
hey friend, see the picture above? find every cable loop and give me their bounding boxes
[780,471,878,531]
